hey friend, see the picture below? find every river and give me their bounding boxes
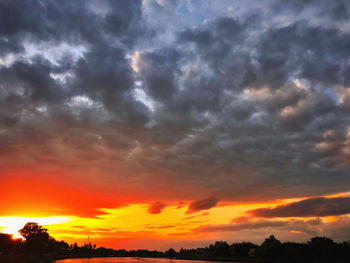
[56,257,233,263]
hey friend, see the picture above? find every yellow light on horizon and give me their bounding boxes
[0,216,71,239]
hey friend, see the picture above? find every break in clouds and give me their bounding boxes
[1,0,350,214]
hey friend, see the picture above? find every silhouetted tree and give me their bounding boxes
[281,242,308,261]
[340,240,350,260]
[0,233,21,254]
[230,242,258,257]
[165,248,177,258]
[19,222,50,254]
[208,241,231,257]
[308,236,339,262]
[257,235,282,260]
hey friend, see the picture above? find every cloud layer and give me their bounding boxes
[0,0,350,221]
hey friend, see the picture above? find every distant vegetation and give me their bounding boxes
[0,222,350,262]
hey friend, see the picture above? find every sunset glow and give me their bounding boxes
[0,217,70,239]
[1,194,348,249]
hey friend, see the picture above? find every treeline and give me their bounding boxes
[173,235,350,262]
[1,222,350,262]
[0,222,167,262]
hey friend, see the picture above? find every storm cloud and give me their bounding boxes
[1,0,350,219]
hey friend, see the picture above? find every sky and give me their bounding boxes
[0,0,350,250]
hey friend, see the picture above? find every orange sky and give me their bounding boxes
[1,173,349,250]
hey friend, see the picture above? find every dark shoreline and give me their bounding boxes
[2,226,350,263]
[1,254,349,263]
[52,255,350,263]
[54,255,259,262]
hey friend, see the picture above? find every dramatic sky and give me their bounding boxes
[1,0,350,250]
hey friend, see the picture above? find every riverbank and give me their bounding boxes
[53,256,350,263]
[54,255,260,262]
[53,254,261,263]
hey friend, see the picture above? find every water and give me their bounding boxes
[56,257,230,263]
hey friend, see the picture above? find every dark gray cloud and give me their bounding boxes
[196,217,326,235]
[248,197,350,218]
[187,197,219,214]
[194,216,350,242]
[0,0,350,219]
[196,220,288,233]
[148,201,167,214]
[132,11,350,201]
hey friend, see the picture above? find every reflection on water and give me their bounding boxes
[56,257,230,263]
